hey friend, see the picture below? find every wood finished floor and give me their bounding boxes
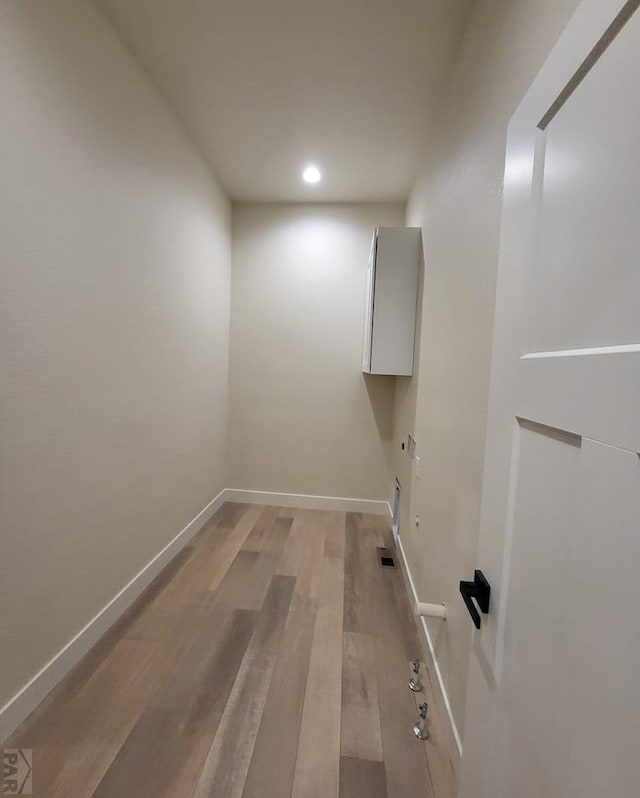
[8,504,457,798]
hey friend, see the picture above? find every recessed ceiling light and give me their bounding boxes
[302,165,322,184]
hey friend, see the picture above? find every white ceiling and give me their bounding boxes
[98,0,470,202]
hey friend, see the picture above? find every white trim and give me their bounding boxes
[394,532,464,766]
[521,342,640,359]
[0,489,227,744]
[225,488,391,516]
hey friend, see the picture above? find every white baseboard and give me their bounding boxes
[225,488,391,516]
[0,489,227,744]
[394,532,464,768]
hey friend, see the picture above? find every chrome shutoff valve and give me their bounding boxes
[413,702,430,740]
[408,659,423,692]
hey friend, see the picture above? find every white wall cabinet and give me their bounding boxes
[362,226,421,376]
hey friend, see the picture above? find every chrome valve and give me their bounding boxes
[408,658,423,692]
[413,702,429,740]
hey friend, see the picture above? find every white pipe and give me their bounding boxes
[415,601,447,620]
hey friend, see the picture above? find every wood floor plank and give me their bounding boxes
[124,557,203,641]
[47,581,235,798]
[207,504,264,591]
[156,609,259,798]
[344,513,378,634]
[193,575,296,798]
[125,513,243,642]
[407,664,457,798]
[241,590,318,798]
[42,543,249,797]
[340,756,388,798]
[215,516,291,612]
[45,638,166,798]
[294,510,328,599]
[276,515,307,576]
[388,565,424,662]
[342,514,435,797]
[366,515,456,797]
[325,511,347,558]
[364,513,389,549]
[7,546,194,751]
[236,517,293,609]
[212,549,260,608]
[216,502,253,527]
[186,500,244,549]
[95,545,194,643]
[341,631,384,762]
[374,571,435,798]
[241,505,282,552]
[385,540,457,798]
[7,637,155,797]
[188,517,232,550]
[91,608,257,798]
[291,526,345,798]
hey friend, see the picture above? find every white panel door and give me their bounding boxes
[460,2,640,796]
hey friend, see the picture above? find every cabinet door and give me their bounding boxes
[361,232,377,373]
[369,227,420,376]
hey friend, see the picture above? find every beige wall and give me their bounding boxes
[0,1,230,711]
[394,0,582,745]
[228,203,404,500]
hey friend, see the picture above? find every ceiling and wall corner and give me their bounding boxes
[96,0,472,202]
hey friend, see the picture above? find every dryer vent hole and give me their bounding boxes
[378,548,396,568]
